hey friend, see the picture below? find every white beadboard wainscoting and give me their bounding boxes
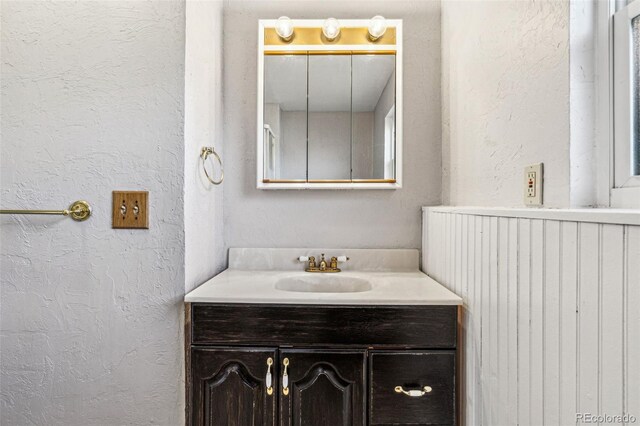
[422,207,640,426]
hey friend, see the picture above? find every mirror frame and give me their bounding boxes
[257,19,403,190]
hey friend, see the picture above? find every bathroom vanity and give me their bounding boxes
[185,20,462,424]
[184,249,462,426]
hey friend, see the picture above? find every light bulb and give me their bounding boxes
[275,16,294,41]
[322,18,341,41]
[368,15,387,40]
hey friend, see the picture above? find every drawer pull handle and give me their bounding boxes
[395,385,433,397]
[266,357,274,395]
[282,358,289,395]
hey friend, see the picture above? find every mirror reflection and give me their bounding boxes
[263,53,396,182]
[352,54,396,180]
[263,55,307,181]
[308,55,352,180]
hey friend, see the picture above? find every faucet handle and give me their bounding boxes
[299,255,316,268]
[331,256,349,269]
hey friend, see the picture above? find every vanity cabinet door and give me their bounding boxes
[190,347,277,426]
[278,349,366,426]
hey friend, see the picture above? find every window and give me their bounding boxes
[612,0,640,206]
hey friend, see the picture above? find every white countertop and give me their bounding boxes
[184,269,463,305]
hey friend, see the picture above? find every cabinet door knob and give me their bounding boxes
[394,385,432,397]
[282,358,289,395]
[266,357,274,395]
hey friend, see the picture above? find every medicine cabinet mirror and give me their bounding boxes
[257,19,403,189]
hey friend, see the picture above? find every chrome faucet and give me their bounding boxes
[298,254,349,273]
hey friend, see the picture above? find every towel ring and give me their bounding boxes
[200,146,224,185]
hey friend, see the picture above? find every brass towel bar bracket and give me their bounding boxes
[0,200,92,222]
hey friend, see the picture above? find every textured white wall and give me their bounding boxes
[1,1,186,424]
[223,0,442,249]
[184,0,225,292]
[442,0,572,208]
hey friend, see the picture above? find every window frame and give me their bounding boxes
[597,0,640,208]
[613,0,640,187]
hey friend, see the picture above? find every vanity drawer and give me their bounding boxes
[369,351,455,425]
[190,304,457,348]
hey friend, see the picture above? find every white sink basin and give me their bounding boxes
[275,275,372,293]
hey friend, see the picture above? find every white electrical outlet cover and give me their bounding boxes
[524,163,543,206]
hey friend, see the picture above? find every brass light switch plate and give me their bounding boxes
[112,191,149,229]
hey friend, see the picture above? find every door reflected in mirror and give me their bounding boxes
[263,54,308,181]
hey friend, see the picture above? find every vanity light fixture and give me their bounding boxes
[368,15,387,41]
[275,16,294,41]
[322,18,341,41]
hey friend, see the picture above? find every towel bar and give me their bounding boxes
[0,200,92,221]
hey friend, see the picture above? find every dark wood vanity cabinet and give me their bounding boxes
[186,303,458,426]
